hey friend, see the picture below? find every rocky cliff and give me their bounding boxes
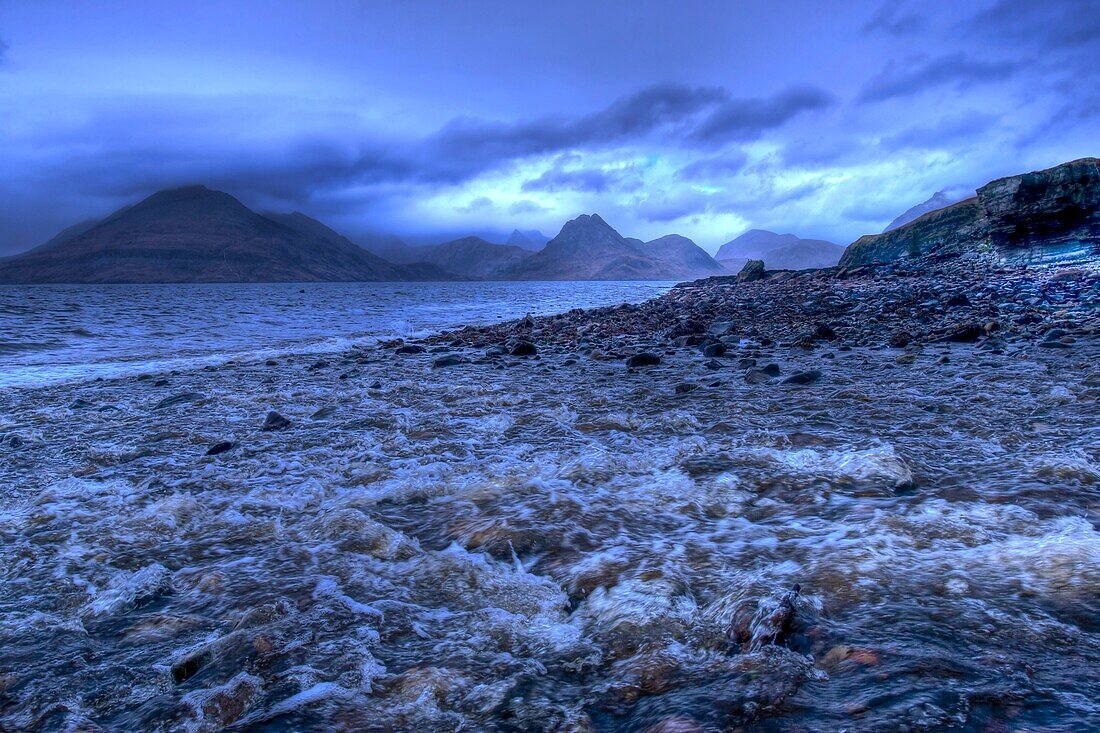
[840,158,1100,268]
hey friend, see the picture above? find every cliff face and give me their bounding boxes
[840,158,1100,268]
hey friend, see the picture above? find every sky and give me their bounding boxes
[0,0,1097,255]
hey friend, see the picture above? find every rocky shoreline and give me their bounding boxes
[415,253,1100,366]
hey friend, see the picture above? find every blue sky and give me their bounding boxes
[0,0,1097,254]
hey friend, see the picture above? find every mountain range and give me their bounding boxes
[714,229,845,270]
[1,179,949,284]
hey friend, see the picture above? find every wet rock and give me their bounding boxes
[264,359,278,366]
[69,398,93,409]
[510,340,538,356]
[945,292,971,307]
[155,392,204,410]
[744,369,773,384]
[674,382,699,394]
[626,352,661,367]
[943,324,982,343]
[395,344,426,354]
[205,441,235,456]
[782,369,822,385]
[432,354,470,368]
[708,321,733,337]
[704,359,723,370]
[261,411,291,431]
[761,363,781,377]
[702,342,726,358]
[888,331,912,348]
[307,359,329,371]
[813,322,837,341]
[311,406,336,420]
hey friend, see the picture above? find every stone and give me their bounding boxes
[701,342,726,357]
[155,392,204,410]
[674,382,699,394]
[782,370,822,385]
[510,341,538,356]
[261,411,291,431]
[737,259,765,282]
[432,354,470,368]
[205,441,235,456]
[395,344,425,354]
[626,352,661,367]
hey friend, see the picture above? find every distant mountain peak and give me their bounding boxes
[884,190,964,232]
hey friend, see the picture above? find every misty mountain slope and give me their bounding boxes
[885,191,968,232]
[644,234,726,278]
[504,214,723,280]
[715,229,844,270]
[506,229,550,251]
[0,187,453,283]
[398,236,532,279]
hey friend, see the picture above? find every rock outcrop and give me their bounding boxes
[841,158,1100,268]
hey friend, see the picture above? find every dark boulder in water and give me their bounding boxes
[943,324,982,343]
[626,352,661,367]
[432,354,470,368]
[782,369,821,385]
[261,411,291,431]
[205,441,235,456]
[510,341,538,356]
[155,392,204,410]
[395,344,425,354]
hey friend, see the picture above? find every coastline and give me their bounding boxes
[2,256,1099,730]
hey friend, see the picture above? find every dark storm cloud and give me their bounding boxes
[971,0,1100,52]
[858,53,1017,103]
[689,87,835,144]
[10,81,832,222]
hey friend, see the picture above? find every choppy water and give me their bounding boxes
[1,288,1099,732]
[0,282,672,389]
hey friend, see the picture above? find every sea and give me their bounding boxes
[0,281,674,389]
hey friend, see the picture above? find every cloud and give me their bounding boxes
[521,167,617,193]
[689,86,834,144]
[858,53,1017,103]
[862,2,926,36]
[0,38,7,65]
[881,111,997,150]
[971,0,1100,52]
[508,200,549,215]
[676,151,749,181]
[455,196,493,213]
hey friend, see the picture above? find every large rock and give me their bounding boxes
[737,260,765,282]
[839,158,1100,268]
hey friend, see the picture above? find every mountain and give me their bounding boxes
[644,235,726,278]
[885,191,963,232]
[400,236,532,279]
[504,214,722,280]
[0,186,452,283]
[506,229,550,251]
[840,158,1100,268]
[715,229,844,270]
